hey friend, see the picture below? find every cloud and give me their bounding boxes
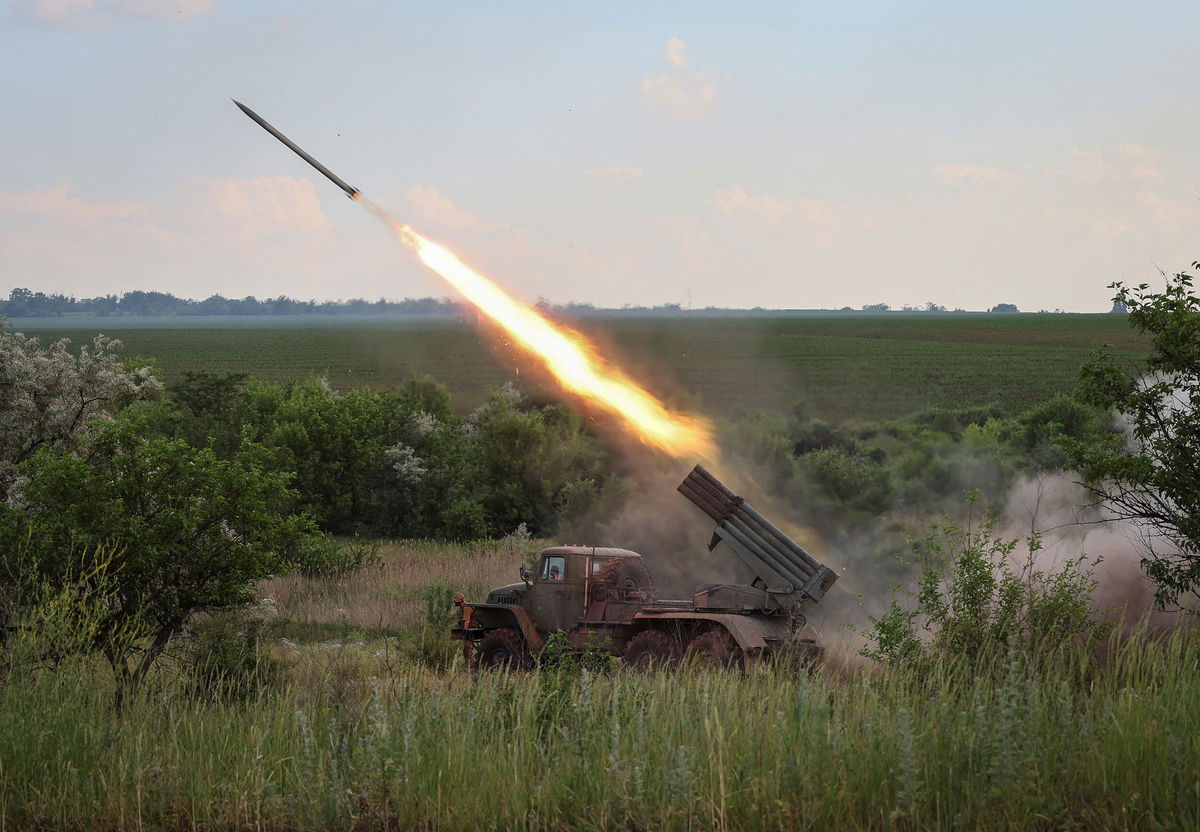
[640,37,721,121]
[405,184,511,231]
[707,186,833,227]
[1135,188,1200,229]
[0,176,343,301]
[189,176,332,237]
[0,183,145,221]
[932,163,1016,188]
[1068,144,1163,185]
[584,166,644,181]
[664,36,689,69]
[685,142,1200,310]
[15,0,214,28]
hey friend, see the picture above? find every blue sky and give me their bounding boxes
[2,0,1197,310]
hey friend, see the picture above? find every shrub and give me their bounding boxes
[401,580,460,670]
[535,630,615,674]
[179,611,288,703]
[861,491,1106,677]
[802,447,892,514]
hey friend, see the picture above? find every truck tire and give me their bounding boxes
[593,557,653,602]
[790,638,824,669]
[477,628,529,671]
[623,629,680,670]
[685,628,741,669]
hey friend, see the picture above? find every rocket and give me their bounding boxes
[232,100,360,200]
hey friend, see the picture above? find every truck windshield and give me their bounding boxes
[540,556,567,581]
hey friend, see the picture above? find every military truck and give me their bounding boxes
[451,465,839,669]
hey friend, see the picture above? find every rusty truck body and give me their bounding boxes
[451,465,839,669]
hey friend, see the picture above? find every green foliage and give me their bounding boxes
[0,418,314,701]
[1062,265,1200,605]
[802,447,893,513]
[163,370,249,456]
[1015,394,1106,471]
[179,611,288,703]
[862,492,1105,676]
[536,630,616,674]
[139,373,612,541]
[0,545,131,677]
[399,580,461,670]
[288,536,382,579]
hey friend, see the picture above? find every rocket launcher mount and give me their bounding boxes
[678,465,839,605]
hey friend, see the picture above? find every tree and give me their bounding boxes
[0,419,313,708]
[0,323,162,490]
[989,303,1020,314]
[1061,264,1200,606]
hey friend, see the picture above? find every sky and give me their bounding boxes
[2,0,1198,312]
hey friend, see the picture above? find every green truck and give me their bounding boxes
[451,465,840,669]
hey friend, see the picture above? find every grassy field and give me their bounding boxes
[2,539,1197,832]
[13,313,1150,421]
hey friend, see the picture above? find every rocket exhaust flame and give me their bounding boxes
[357,195,716,459]
[236,101,715,459]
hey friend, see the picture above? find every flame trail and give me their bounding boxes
[355,195,716,459]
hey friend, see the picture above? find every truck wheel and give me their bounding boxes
[477,628,529,671]
[593,557,653,602]
[623,630,680,670]
[685,628,741,669]
[790,638,824,669]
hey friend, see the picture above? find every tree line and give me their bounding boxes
[1,288,466,318]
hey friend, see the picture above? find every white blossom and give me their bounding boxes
[410,410,438,437]
[0,324,163,490]
[385,443,427,485]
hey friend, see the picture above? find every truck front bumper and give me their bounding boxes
[450,626,487,641]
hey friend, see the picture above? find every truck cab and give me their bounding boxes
[453,546,651,666]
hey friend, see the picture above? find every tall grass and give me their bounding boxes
[2,627,1197,831]
[257,539,530,633]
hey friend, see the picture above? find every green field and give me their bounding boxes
[15,313,1150,421]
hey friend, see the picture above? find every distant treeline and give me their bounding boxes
[2,288,1123,318]
[1,288,466,318]
[0,289,736,318]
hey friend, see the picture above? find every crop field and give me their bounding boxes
[14,313,1150,421]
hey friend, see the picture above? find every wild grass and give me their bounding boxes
[1,628,1196,831]
[5,537,1196,830]
[257,538,532,635]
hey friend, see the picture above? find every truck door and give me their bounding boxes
[531,554,580,633]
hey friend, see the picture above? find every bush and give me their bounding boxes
[535,630,615,674]
[862,491,1106,677]
[400,580,460,670]
[802,447,892,514]
[179,611,288,703]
